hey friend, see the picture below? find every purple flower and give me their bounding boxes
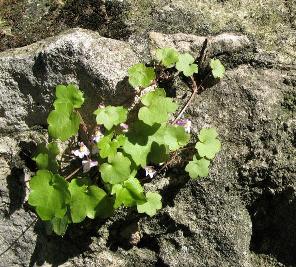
[144,166,156,178]
[175,118,192,133]
[120,123,129,133]
[92,127,104,143]
[72,142,90,158]
[82,159,98,173]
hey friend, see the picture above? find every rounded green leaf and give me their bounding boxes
[176,53,198,77]
[210,59,225,79]
[111,177,145,208]
[55,84,84,108]
[128,63,156,88]
[155,48,179,68]
[122,140,151,167]
[47,107,80,141]
[195,128,221,159]
[94,106,128,130]
[50,215,70,236]
[97,136,119,159]
[33,142,60,172]
[68,179,110,223]
[28,170,70,220]
[137,192,162,216]
[185,157,210,179]
[99,152,131,184]
[164,125,190,151]
[138,88,178,126]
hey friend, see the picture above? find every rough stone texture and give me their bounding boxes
[0,1,295,267]
[0,28,138,134]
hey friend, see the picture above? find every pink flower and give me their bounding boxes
[175,119,192,133]
[82,159,98,173]
[72,142,90,158]
[120,123,129,133]
[92,127,104,143]
[144,166,156,178]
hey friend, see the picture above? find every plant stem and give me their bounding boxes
[173,73,209,123]
[65,166,82,180]
[173,76,199,123]
[76,110,88,130]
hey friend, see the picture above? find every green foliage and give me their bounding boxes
[28,48,225,236]
[28,170,70,221]
[195,128,221,159]
[138,88,178,125]
[185,156,210,179]
[156,48,179,68]
[33,142,59,172]
[210,59,225,79]
[164,125,190,151]
[48,84,84,141]
[68,179,111,223]
[185,128,221,179]
[128,63,156,88]
[55,84,84,108]
[50,215,70,236]
[137,192,162,216]
[100,152,131,184]
[97,134,126,159]
[94,106,128,130]
[112,177,145,208]
[176,53,198,77]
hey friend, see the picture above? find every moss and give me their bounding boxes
[0,0,295,63]
[125,0,295,60]
[281,91,296,112]
[0,0,130,51]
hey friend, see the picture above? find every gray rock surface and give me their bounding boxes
[0,1,295,267]
[0,28,138,134]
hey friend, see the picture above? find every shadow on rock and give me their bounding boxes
[29,219,102,267]
[6,141,37,216]
[250,187,296,266]
[6,167,26,217]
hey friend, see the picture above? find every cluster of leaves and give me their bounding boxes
[28,47,224,236]
[185,128,221,178]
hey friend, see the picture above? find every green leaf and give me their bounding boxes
[138,88,178,125]
[137,192,162,216]
[185,156,210,179]
[175,53,198,77]
[68,179,111,223]
[111,177,145,208]
[210,59,225,79]
[128,63,156,88]
[164,125,190,151]
[156,48,179,68]
[55,84,84,108]
[51,214,70,236]
[195,128,221,159]
[97,136,118,159]
[94,106,128,130]
[123,140,151,167]
[28,170,70,221]
[148,142,169,164]
[33,142,60,172]
[100,152,131,184]
[47,106,80,141]
[116,135,127,146]
[97,134,127,160]
[123,122,166,167]
[124,177,145,202]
